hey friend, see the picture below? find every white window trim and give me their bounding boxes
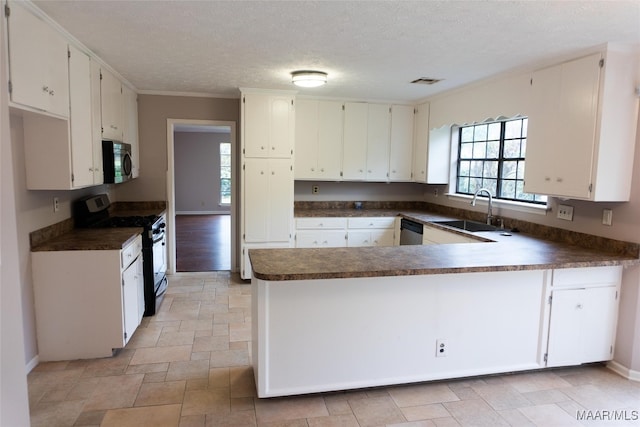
[445,192,550,216]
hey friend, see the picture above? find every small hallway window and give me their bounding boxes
[220,142,231,205]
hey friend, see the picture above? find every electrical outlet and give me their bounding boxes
[312,185,319,194]
[53,197,59,213]
[436,339,447,357]
[557,204,574,221]
[434,188,439,197]
[602,209,613,226]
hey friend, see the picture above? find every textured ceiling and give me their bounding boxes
[33,0,640,103]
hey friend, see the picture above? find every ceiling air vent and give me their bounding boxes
[410,78,442,85]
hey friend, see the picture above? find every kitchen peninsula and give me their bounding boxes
[249,208,639,398]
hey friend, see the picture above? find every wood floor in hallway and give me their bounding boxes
[176,214,230,272]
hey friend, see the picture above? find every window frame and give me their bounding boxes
[454,117,547,206]
[219,142,231,206]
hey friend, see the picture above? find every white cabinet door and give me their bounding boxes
[101,68,123,141]
[122,255,142,345]
[347,231,372,247]
[366,103,390,181]
[68,45,94,188]
[525,54,600,199]
[89,59,104,184]
[123,85,139,178]
[317,101,343,180]
[296,231,346,248]
[7,2,70,117]
[546,286,618,367]
[525,49,638,201]
[243,93,294,158]
[243,158,292,243]
[342,102,368,180]
[389,105,414,181]
[412,103,429,183]
[294,99,319,179]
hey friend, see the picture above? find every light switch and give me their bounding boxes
[557,204,574,221]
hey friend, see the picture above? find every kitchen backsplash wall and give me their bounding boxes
[294,181,425,202]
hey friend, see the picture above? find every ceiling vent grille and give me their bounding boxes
[410,78,442,85]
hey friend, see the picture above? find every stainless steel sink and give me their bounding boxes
[431,220,503,232]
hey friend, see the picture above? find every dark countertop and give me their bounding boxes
[250,208,639,281]
[30,201,166,252]
[31,228,142,252]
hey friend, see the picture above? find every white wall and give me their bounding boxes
[294,181,425,202]
[174,131,231,214]
[0,17,30,426]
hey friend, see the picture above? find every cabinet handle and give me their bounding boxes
[576,304,583,309]
[556,177,563,183]
[311,168,315,172]
[544,177,551,181]
[42,85,49,93]
[320,168,324,172]
[272,147,275,150]
[261,146,265,150]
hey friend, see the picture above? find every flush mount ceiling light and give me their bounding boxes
[291,70,328,88]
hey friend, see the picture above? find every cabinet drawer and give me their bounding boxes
[553,266,622,288]
[347,217,396,229]
[121,235,142,269]
[296,231,346,248]
[296,217,347,230]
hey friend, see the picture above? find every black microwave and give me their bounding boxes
[102,140,133,184]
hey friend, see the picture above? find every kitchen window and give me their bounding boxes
[456,117,547,205]
[220,142,231,205]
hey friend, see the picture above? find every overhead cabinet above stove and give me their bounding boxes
[5,1,139,190]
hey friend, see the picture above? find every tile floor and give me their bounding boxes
[27,271,640,427]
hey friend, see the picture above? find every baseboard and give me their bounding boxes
[607,360,640,381]
[175,211,230,215]
[26,355,39,373]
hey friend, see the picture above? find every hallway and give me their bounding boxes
[176,214,230,272]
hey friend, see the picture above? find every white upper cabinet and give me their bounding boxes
[90,59,104,185]
[389,105,414,181]
[343,102,391,181]
[243,92,295,158]
[342,102,369,180]
[6,1,69,117]
[412,103,430,183]
[366,104,391,181]
[525,48,639,201]
[123,85,140,178]
[68,45,94,188]
[100,68,124,141]
[295,99,343,180]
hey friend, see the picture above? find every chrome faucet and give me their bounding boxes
[471,188,493,225]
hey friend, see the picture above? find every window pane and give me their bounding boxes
[474,124,488,141]
[484,161,498,178]
[472,141,487,158]
[460,143,473,159]
[487,122,501,140]
[486,141,500,158]
[461,127,474,142]
[501,161,518,179]
[470,161,484,177]
[505,119,522,139]
[457,177,469,193]
[459,160,470,176]
[503,139,522,158]
[500,180,515,199]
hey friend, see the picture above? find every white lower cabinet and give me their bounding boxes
[346,217,396,247]
[295,217,397,248]
[31,235,144,361]
[545,266,622,367]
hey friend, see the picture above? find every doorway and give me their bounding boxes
[166,119,237,274]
